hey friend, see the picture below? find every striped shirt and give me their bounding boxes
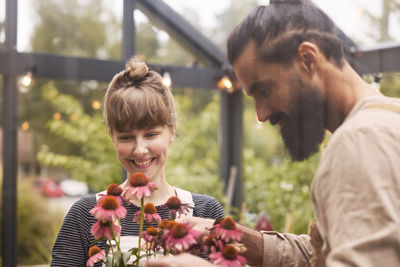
[51,193,224,266]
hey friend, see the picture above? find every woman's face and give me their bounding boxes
[112,125,175,183]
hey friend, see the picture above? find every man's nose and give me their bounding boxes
[256,106,272,123]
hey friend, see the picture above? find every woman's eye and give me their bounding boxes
[146,132,159,138]
[118,135,133,141]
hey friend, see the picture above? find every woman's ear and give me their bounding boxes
[109,130,116,144]
[169,128,176,144]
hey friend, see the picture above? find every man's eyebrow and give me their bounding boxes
[248,80,274,96]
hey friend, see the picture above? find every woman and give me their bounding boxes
[51,58,224,266]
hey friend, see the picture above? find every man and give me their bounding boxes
[147,0,400,266]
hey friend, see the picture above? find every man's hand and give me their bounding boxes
[145,253,217,267]
[176,216,215,235]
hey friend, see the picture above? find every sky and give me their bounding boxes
[1,0,399,51]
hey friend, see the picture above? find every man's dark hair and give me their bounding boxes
[227,0,345,67]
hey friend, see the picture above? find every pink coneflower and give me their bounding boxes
[209,245,247,267]
[213,217,244,242]
[107,184,123,196]
[158,219,170,230]
[86,246,105,267]
[97,184,124,205]
[201,233,219,254]
[90,195,127,223]
[163,196,189,218]
[142,226,159,243]
[134,203,161,224]
[165,222,200,252]
[90,220,121,240]
[122,172,158,201]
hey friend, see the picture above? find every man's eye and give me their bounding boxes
[259,87,272,97]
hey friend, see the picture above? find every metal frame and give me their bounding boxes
[0,1,237,265]
[355,41,400,75]
[2,0,18,266]
[1,0,400,265]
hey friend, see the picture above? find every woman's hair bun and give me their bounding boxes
[124,57,149,83]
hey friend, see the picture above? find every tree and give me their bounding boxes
[364,0,400,42]
[363,0,400,98]
[37,84,121,192]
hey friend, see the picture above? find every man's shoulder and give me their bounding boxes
[333,96,400,141]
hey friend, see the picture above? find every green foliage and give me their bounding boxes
[243,151,319,234]
[37,85,225,200]
[37,83,121,192]
[0,178,64,265]
[166,93,225,203]
[380,73,400,97]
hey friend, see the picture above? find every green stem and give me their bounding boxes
[108,239,115,266]
[110,221,121,251]
[137,197,145,262]
[117,218,121,245]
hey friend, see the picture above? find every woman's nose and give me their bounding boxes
[133,139,148,155]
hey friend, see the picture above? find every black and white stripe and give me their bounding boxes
[51,193,224,267]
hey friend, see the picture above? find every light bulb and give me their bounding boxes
[217,76,233,92]
[162,72,172,88]
[21,72,32,87]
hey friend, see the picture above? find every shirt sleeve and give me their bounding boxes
[51,196,98,267]
[192,194,225,220]
[262,231,313,267]
[313,126,400,267]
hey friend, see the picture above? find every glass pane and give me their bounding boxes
[0,0,5,48]
[316,0,400,46]
[18,0,123,59]
[134,9,201,66]
[163,0,400,49]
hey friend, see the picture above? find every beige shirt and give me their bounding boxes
[262,95,400,266]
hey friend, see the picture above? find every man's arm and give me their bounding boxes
[174,216,313,267]
[237,224,263,266]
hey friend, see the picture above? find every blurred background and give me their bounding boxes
[1,0,399,265]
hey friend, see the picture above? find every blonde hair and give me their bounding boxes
[104,57,176,135]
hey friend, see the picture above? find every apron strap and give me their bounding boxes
[174,187,194,217]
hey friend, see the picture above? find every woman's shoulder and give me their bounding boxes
[191,193,224,219]
[68,194,97,215]
[191,192,219,204]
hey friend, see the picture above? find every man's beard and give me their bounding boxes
[272,78,326,161]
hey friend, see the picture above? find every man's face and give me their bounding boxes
[233,41,326,161]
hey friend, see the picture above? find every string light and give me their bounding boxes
[70,113,78,121]
[92,100,101,110]
[19,71,33,93]
[217,76,233,92]
[21,71,32,87]
[21,121,30,131]
[162,72,172,88]
[53,112,61,120]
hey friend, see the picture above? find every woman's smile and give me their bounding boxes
[131,158,155,168]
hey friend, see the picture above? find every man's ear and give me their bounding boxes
[296,41,319,75]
